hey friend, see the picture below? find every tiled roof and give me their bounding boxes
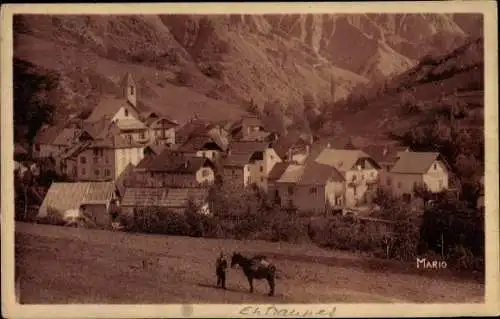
[362,144,410,165]
[276,164,305,183]
[115,163,136,197]
[164,188,208,208]
[144,143,166,156]
[33,125,64,145]
[121,187,208,209]
[268,162,291,182]
[390,152,442,174]
[314,149,376,173]
[84,95,139,123]
[52,128,81,147]
[272,131,306,159]
[175,120,209,138]
[223,153,253,167]
[178,135,216,153]
[229,141,270,154]
[135,154,158,170]
[298,161,344,185]
[38,182,116,217]
[56,141,92,160]
[142,150,211,173]
[121,187,170,207]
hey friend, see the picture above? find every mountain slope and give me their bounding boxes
[13,14,481,124]
[324,37,484,141]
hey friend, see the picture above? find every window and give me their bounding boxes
[398,181,402,189]
[35,144,40,151]
[93,149,99,156]
[139,131,145,139]
[260,166,263,172]
[81,168,86,175]
[105,169,111,177]
[387,177,391,186]
[260,177,264,182]
[130,85,134,96]
[433,163,437,170]
[105,156,110,164]
[288,186,294,195]
[94,169,100,177]
[80,156,87,164]
[310,187,317,194]
[438,179,443,189]
[124,108,129,117]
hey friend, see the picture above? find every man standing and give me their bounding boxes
[215,252,228,289]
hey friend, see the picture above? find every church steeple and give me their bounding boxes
[120,72,137,108]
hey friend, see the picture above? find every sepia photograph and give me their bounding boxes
[1,2,499,318]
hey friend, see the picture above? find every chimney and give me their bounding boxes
[382,147,388,157]
[287,149,292,162]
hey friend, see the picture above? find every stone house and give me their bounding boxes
[387,152,450,198]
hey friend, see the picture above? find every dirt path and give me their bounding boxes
[13,222,484,304]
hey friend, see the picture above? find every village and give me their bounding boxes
[13,71,482,233]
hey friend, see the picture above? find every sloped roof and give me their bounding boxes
[268,162,291,182]
[38,182,116,218]
[298,161,344,185]
[223,153,253,168]
[175,120,209,138]
[229,141,270,154]
[178,135,224,153]
[115,163,136,197]
[143,151,211,173]
[144,143,166,156]
[164,187,208,208]
[272,131,308,159]
[362,144,410,165]
[33,125,63,145]
[390,152,442,174]
[56,140,92,160]
[276,164,305,183]
[314,149,377,173]
[121,187,170,207]
[84,95,139,123]
[52,128,81,147]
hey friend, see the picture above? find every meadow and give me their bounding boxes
[14,222,484,304]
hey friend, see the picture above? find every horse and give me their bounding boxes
[230,252,277,296]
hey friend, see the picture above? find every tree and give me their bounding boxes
[14,59,58,144]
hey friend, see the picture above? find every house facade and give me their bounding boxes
[313,148,381,207]
[387,152,450,197]
[268,162,345,214]
[224,141,282,190]
[148,117,178,145]
[129,151,216,188]
[73,134,145,182]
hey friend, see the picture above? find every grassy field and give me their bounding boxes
[14,222,484,304]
